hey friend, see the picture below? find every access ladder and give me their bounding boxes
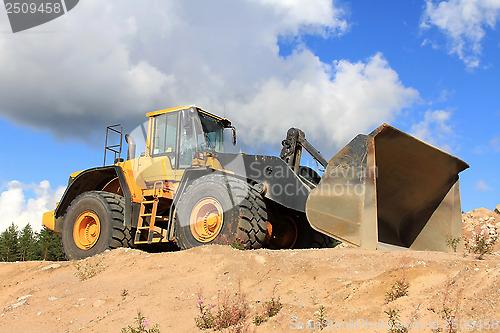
[134,187,171,244]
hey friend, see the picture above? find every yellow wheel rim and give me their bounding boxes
[73,211,101,250]
[190,197,224,242]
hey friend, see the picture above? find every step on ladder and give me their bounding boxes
[134,182,170,244]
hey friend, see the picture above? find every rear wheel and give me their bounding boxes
[174,174,267,250]
[61,191,133,260]
[308,230,341,248]
[294,215,340,249]
[266,213,299,249]
[293,228,339,249]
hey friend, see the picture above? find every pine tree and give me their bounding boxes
[36,226,65,261]
[19,224,37,261]
[0,223,20,262]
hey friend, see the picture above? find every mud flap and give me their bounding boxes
[305,124,469,251]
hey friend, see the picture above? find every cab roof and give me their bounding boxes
[146,105,231,127]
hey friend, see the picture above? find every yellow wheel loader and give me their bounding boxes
[42,105,468,259]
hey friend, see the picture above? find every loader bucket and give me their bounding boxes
[305,124,469,251]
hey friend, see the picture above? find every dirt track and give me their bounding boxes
[1,244,499,333]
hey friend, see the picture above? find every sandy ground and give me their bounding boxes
[1,211,499,333]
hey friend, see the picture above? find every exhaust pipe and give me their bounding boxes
[125,134,136,161]
[305,124,469,252]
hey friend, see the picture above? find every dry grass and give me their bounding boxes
[195,282,283,332]
[72,256,106,281]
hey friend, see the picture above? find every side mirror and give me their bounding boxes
[231,126,237,146]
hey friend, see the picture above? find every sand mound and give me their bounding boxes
[1,243,499,332]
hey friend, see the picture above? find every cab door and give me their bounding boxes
[134,111,182,190]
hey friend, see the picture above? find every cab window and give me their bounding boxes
[178,110,198,168]
[198,112,224,153]
[152,112,178,159]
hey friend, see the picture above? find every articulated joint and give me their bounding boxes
[279,128,302,166]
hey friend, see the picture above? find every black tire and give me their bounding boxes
[293,214,340,249]
[174,174,268,250]
[61,191,133,260]
[309,231,341,248]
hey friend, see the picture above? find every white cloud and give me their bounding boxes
[473,135,500,154]
[437,89,455,103]
[0,0,416,155]
[421,0,500,68]
[0,181,65,232]
[410,109,455,152]
[257,0,348,35]
[476,180,493,191]
[230,52,418,151]
[490,136,500,152]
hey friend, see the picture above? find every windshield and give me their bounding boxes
[198,112,224,153]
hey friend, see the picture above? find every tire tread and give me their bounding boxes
[62,191,132,260]
[175,174,268,250]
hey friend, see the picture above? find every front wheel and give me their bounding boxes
[61,191,133,260]
[174,174,268,250]
[293,213,341,249]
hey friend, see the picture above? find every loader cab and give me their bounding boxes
[147,106,231,165]
[133,106,233,190]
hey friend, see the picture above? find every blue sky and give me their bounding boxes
[0,0,499,232]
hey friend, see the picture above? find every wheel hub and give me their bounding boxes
[73,211,101,250]
[190,198,224,242]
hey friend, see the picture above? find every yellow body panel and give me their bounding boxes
[70,170,84,179]
[118,159,149,202]
[42,210,58,233]
[117,156,190,202]
[146,105,193,117]
[120,164,144,203]
[134,155,184,189]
